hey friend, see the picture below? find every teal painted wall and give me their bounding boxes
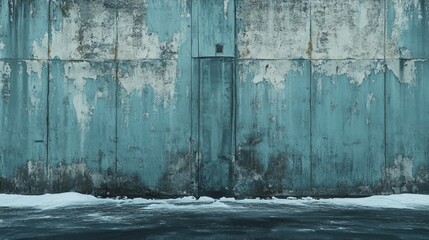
[0,0,428,197]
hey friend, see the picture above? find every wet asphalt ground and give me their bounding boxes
[1,200,429,240]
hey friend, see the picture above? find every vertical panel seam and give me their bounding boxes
[46,0,52,188]
[309,0,313,194]
[195,0,201,198]
[114,6,119,187]
[383,0,388,189]
[232,0,237,198]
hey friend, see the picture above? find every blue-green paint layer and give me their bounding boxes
[311,60,385,195]
[198,58,234,197]
[48,60,117,193]
[235,60,311,197]
[386,60,429,193]
[198,0,235,57]
[0,0,49,60]
[386,0,429,59]
[0,60,48,192]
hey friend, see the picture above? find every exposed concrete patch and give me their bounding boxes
[386,0,424,58]
[50,0,116,60]
[118,60,178,107]
[312,60,383,87]
[223,0,229,19]
[63,62,96,138]
[61,62,113,143]
[25,60,44,80]
[386,60,418,85]
[32,33,48,59]
[242,61,303,90]
[312,0,384,59]
[236,0,310,59]
[0,61,11,103]
[117,2,184,60]
[366,92,374,111]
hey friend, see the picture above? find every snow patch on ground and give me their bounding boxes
[1,193,428,210]
[0,192,114,210]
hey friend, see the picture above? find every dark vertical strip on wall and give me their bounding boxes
[309,0,313,192]
[383,0,387,186]
[232,0,237,197]
[46,0,52,184]
[191,0,201,197]
[114,6,119,190]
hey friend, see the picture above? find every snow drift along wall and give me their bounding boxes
[0,0,428,198]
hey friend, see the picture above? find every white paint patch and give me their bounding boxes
[117,12,183,60]
[25,61,44,112]
[119,60,178,107]
[237,1,310,59]
[387,0,422,58]
[246,61,303,90]
[224,0,229,19]
[51,2,116,60]
[64,62,98,91]
[386,60,417,85]
[313,61,383,87]
[117,13,161,59]
[72,94,93,136]
[63,62,106,143]
[0,26,4,51]
[32,33,48,59]
[26,60,44,80]
[366,92,374,111]
[0,62,12,93]
[51,3,82,59]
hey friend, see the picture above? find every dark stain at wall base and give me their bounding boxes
[49,162,94,194]
[157,152,197,196]
[14,160,48,194]
[234,150,292,198]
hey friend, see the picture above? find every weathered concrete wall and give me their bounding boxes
[0,0,428,198]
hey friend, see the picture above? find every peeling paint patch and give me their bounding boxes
[223,0,229,19]
[0,42,4,50]
[64,62,98,91]
[366,92,374,111]
[244,61,303,90]
[62,62,111,139]
[313,60,383,87]
[64,62,96,137]
[118,61,178,107]
[386,0,427,58]
[26,60,44,79]
[386,60,417,85]
[32,33,48,59]
[117,3,183,60]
